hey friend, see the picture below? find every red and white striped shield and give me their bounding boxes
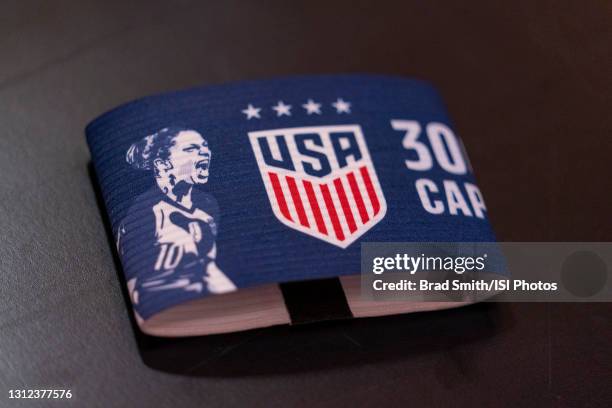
[249,125,387,248]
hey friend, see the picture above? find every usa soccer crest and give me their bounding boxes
[249,125,387,248]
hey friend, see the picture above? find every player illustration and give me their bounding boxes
[119,126,236,317]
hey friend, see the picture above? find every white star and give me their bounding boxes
[332,98,351,114]
[272,101,292,117]
[242,104,261,120]
[302,99,322,115]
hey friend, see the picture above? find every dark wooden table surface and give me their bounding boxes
[1,1,610,407]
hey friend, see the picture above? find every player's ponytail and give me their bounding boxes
[126,134,156,170]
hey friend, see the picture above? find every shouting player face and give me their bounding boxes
[164,130,211,185]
